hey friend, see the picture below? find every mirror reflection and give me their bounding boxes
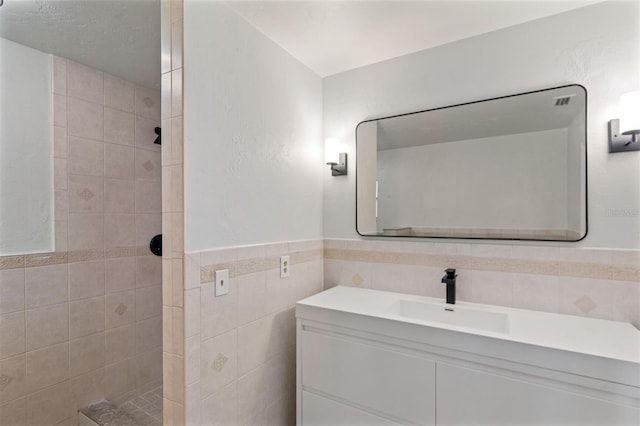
[356,85,587,241]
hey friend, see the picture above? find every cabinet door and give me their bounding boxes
[301,330,436,425]
[437,363,640,426]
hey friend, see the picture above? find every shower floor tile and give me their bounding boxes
[119,386,163,425]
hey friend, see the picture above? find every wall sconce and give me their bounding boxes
[325,138,348,176]
[609,90,640,153]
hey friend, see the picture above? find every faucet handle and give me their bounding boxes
[444,268,457,278]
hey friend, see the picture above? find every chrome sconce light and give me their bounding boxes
[325,138,348,176]
[609,90,640,153]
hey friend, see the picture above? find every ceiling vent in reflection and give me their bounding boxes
[553,94,575,106]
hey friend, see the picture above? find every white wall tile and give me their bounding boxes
[200,330,236,399]
[201,381,237,426]
[201,283,236,340]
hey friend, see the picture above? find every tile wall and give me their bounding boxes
[324,239,640,329]
[0,57,162,426]
[160,0,186,424]
[182,240,323,425]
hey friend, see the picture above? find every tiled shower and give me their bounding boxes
[0,58,162,425]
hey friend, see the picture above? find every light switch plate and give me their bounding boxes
[280,256,290,278]
[215,269,229,296]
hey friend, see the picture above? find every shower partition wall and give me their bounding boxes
[0,56,162,426]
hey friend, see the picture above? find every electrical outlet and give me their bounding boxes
[280,256,290,278]
[215,269,229,296]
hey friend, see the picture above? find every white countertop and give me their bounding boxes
[297,286,640,365]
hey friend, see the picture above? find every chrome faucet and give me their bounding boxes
[441,268,457,305]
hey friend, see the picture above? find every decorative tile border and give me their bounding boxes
[0,245,158,269]
[200,247,323,284]
[324,243,640,283]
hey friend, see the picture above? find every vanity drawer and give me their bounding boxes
[301,329,436,425]
[302,390,401,425]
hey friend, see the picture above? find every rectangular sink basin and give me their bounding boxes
[393,300,509,333]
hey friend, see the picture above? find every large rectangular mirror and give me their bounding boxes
[356,84,587,241]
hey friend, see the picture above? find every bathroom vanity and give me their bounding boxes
[296,286,640,425]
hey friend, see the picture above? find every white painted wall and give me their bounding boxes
[183,2,324,250]
[375,129,569,232]
[323,0,640,249]
[0,38,53,255]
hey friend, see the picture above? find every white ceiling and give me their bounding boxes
[225,0,604,77]
[0,0,602,89]
[0,0,160,88]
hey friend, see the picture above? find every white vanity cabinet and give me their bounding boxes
[296,287,640,426]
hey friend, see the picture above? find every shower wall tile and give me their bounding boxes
[0,312,25,359]
[55,189,69,217]
[104,107,135,145]
[105,143,135,178]
[105,325,136,365]
[0,269,25,315]
[68,174,104,213]
[136,255,162,288]
[0,57,162,425]
[104,74,135,113]
[68,97,104,141]
[25,303,68,351]
[104,213,136,248]
[0,354,26,404]
[68,368,106,423]
[53,56,67,95]
[136,316,163,353]
[105,358,136,402]
[25,380,69,426]
[67,61,103,104]
[69,260,105,301]
[69,296,105,339]
[24,264,68,309]
[104,178,135,213]
[135,85,161,120]
[54,125,68,158]
[105,257,136,293]
[136,348,163,389]
[69,333,105,377]
[25,342,69,393]
[68,213,104,251]
[135,148,162,181]
[68,136,104,176]
[105,291,136,329]
[136,179,163,213]
[135,116,161,152]
[54,158,68,190]
[53,94,67,127]
[136,286,163,321]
